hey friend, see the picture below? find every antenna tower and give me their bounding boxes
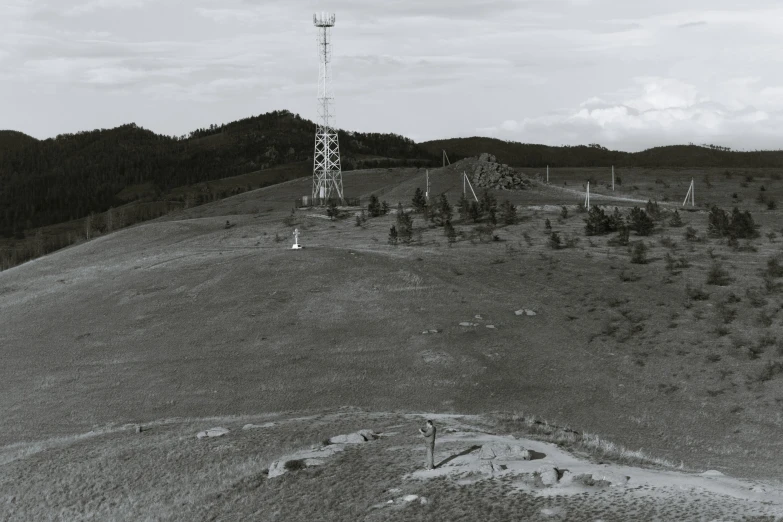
[312,12,343,204]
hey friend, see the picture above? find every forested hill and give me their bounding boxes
[0,110,437,238]
[0,130,38,156]
[421,137,783,168]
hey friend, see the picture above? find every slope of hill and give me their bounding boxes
[3,166,783,517]
[422,137,783,168]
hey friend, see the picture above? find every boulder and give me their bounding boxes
[481,443,530,460]
[479,445,496,460]
[196,427,229,439]
[357,429,378,441]
[559,469,574,485]
[486,325,496,329]
[403,494,419,502]
[459,322,473,327]
[525,310,537,316]
[537,465,559,486]
[701,470,724,477]
[329,432,367,444]
[268,460,287,478]
[515,309,525,316]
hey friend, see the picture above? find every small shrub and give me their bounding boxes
[686,285,710,301]
[630,242,648,264]
[659,236,677,249]
[560,206,569,219]
[757,361,783,382]
[284,459,306,472]
[767,200,777,210]
[684,227,703,242]
[545,218,552,232]
[548,231,562,249]
[706,263,732,286]
[619,270,641,282]
[766,256,783,278]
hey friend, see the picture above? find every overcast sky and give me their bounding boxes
[3,0,783,151]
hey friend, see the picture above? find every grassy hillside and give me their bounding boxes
[3,165,783,518]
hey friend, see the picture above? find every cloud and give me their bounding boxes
[479,77,783,151]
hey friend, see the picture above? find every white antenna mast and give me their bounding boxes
[312,12,343,204]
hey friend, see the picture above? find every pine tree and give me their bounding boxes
[444,220,456,245]
[437,194,452,224]
[584,205,611,236]
[468,201,481,223]
[381,201,390,215]
[501,200,517,225]
[628,207,654,236]
[412,188,427,213]
[388,225,398,245]
[457,193,470,221]
[367,194,381,217]
[669,210,684,227]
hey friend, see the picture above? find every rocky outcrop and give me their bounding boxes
[458,153,534,191]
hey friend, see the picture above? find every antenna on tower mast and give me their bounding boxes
[312,12,343,205]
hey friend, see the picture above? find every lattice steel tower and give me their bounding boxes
[312,12,343,203]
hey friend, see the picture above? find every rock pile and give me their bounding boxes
[461,153,534,191]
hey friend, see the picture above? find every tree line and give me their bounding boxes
[0,110,438,239]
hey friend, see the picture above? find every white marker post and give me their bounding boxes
[682,179,695,207]
[292,228,302,249]
[612,166,615,191]
[464,172,479,202]
[584,181,590,208]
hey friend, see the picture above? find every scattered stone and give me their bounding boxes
[475,314,483,319]
[525,310,537,316]
[515,309,524,316]
[537,465,559,486]
[388,488,401,494]
[196,427,229,439]
[559,469,574,485]
[386,500,394,504]
[459,322,473,327]
[135,425,142,434]
[486,325,495,329]
[428,329,438,334]
[702,470,725,477]
[589,471,629,486]
[419,497,428,505]
[402,495,419,502]
[242,422,276,430]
